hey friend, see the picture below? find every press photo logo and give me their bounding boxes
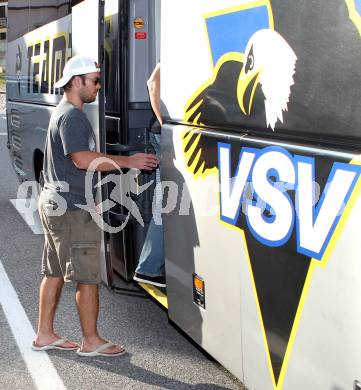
[80,157,199,233]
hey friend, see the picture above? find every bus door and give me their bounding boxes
[100,0,160,284]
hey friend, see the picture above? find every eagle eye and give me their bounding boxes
[245,46,255,73]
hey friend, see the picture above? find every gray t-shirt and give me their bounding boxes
[43,99,96,209]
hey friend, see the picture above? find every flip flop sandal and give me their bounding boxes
[31,338,79,351]
[76,342,126,357]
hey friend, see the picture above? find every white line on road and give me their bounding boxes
[0,261,66,390]
[0,133,7,135]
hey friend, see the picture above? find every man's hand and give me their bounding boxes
[128,153,159,170]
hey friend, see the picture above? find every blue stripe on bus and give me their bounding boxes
[205,6,270,66]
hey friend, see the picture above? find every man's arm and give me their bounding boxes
[70,64,162,172]
[70,151,158,171]
[147,63,162,125]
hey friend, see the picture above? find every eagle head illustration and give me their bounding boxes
[237,29,297,130]
[182,29,297,177]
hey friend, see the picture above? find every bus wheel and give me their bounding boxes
[33,149,44,198]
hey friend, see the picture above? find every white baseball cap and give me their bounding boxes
[54,55,100,88]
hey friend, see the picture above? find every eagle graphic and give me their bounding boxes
[183,0,361,178]
[183,29,297,177]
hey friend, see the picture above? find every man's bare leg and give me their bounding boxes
[76,283,124,354]
[34,276,78,348]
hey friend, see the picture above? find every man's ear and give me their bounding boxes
[72,75,82,88]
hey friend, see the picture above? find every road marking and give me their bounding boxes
[0,133,7,135]
[0,261,66,390]
[10,199,44,235]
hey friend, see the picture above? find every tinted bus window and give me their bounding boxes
[7,1,29,42]
[71,0,84,6]
[29,1,70,32]
[8,1,71,42]
[104,3,120,114]
[0,5,6,18]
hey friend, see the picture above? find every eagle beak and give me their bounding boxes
[237,68,261,115]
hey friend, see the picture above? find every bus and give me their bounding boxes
[6,0,361,389]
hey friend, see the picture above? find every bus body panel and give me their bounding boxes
[6,11,72,184]
[162,122,245,381]
[163,122,361,390]
[7,101,50,182]
[161,0,361,144]
[161,0,361,388]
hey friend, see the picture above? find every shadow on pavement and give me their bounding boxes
[47,350,238,390]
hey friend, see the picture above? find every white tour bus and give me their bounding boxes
[6,1,361,389]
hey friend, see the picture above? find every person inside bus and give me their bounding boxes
[133,63,166,288]
[32,56,158,356]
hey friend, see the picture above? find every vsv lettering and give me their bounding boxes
[218,144,361,259]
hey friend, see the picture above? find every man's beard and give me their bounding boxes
[80,91,96,104]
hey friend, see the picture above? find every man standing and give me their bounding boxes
[32,56,158,357]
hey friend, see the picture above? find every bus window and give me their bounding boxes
[0,5,6,18]
[7,1,29,42]
[29,0,70,32]
[70,0,84,6]
[104,1,120,115]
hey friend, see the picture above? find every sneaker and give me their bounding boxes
[133,272,166,288]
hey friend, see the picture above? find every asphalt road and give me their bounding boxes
[0,111,244,390]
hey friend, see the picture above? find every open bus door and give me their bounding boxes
[101,0,160,286]
[74,0,160,286]
[102,0,160,286]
